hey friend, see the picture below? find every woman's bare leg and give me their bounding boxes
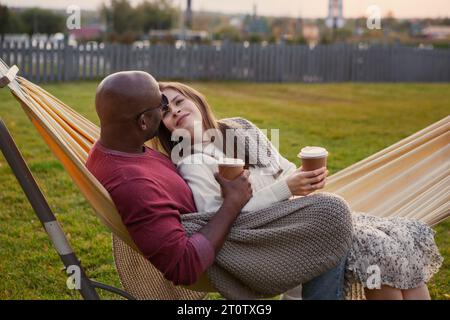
[364,285,403,300]
[402,284,431,300]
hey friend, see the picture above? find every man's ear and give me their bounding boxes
[138,116,148,131]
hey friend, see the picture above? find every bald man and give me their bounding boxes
[94,71,162,152]
[86,71,252,286]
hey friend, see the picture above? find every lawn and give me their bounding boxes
[0,81,448,300]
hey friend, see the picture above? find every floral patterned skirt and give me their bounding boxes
[345,213,443,293]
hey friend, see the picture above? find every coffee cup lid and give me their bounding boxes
[218,157,245,167]
[297,146,328,159]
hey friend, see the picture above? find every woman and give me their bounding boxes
[154,81,443,300]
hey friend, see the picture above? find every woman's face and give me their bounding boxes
[161,88,203,137]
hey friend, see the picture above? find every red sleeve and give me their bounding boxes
[110,178,215,285]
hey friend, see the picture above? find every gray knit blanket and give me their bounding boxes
[180,118,353,299]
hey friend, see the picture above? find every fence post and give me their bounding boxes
[63,38,71,82]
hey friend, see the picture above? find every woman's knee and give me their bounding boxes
[309,192,352,227]
[311,192,351,216]
[306,192,354,262]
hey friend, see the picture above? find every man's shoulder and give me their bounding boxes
[87,143,167,173]
[90,155,157,183]
[92,160,159,196]
[87,146,151,187]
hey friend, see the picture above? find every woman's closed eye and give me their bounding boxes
[162,99,183,118]
[162,98,184,118]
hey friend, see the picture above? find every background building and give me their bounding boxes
[326,0,345,29]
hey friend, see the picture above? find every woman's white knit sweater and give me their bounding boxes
[176,143,296,213]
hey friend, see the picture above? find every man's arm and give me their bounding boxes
[110,174,251,286]
[197,171,252,255]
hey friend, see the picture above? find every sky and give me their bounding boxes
[2,0,450,18]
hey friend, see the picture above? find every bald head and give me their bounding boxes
[95,71,161,126]
[95,71,163,152]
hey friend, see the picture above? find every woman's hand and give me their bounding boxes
[286,167,329,196]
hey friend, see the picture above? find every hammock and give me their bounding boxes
[1,61,449,300]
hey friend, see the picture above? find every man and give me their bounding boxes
[86,71,349,299]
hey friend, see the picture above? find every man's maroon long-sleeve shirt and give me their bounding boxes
[86,141,215,285]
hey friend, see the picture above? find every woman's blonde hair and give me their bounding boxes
[153,82,223,155]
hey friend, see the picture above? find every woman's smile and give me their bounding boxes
[176,113,190,127]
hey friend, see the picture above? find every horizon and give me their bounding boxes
[1,0,450,19]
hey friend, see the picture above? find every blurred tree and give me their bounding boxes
[249,33,262,43]
[0,5,10,35]
[1,5,40,36]
[136,0,178,32]
[270,18,285,41]
[101,0,177,43]
[288,35,307,45]
[20,8,65,35]
[101,0,137,34]
[213,25,241,42]
[335,27,352,41]
[320,31,332,44]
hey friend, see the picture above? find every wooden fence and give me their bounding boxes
[1,40,449,83]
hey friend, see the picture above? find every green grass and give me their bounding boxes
[0,81,448,300]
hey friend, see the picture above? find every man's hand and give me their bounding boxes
[214,170,252,212]
[198,170,252,256]
[286,166,328,196]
